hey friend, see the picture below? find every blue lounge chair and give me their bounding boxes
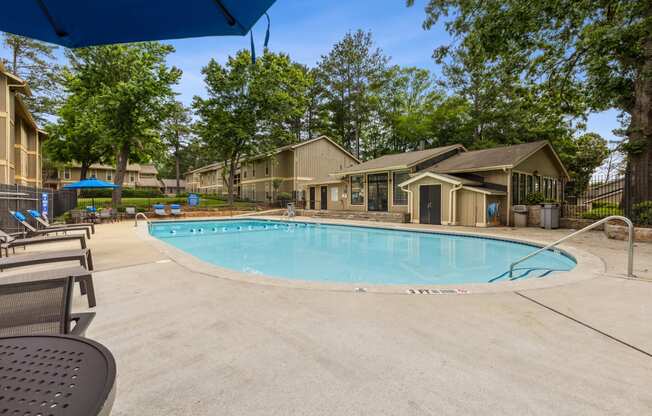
[27,209,95,234]
[153,204,167,216]
[10,211,91,239]
[170,204,183,216]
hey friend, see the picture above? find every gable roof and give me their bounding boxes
[333,144,464,176]
[253,135,360,163]
[161,178,187,187]
[427,141,569,179]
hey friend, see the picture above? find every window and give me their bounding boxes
[512,173,519,204]
[106,171,113,181]
[534,175,541,192]
[244,170,247,179]
[265,160,270,176]
[331,187,339,202]
[392,171,409,205]
[129,174,135,183]
[63,168,71,180]
[252,163,256,177]
[519,173,526,204]
[526,175,533,196]
[350,175,364,205]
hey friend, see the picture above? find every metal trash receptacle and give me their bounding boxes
[512,204,528,227]
[541,203,560,229]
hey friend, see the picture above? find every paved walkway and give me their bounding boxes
[12,220,652,415]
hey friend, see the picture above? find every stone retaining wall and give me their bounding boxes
[298,209,408,223]
[560,217,604,231]
[605,223,652,243]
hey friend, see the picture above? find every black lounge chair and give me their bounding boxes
[10,210,92,239]
[0,274,95,336]
[0,248,94,272]
[27,209,95,234]
[0,229,87,257]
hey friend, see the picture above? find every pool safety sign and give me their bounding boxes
[406,288,470,295]
[41,192,49,218]
[188,193,200,207]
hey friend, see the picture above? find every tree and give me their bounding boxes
[1,34,62,123]
[409,0,652,202]
[316,30,389,157]
[194,50,313,204]
[65,43,181,206]
[43,90,109,179]
[160,101,192,195]
[557,133,610,194]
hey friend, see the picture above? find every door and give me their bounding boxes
[309,187,316,210]
[367,173,388,212]
[419,185,441,225]
[320,186,328,210]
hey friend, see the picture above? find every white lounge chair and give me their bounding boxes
[170,204,183,216]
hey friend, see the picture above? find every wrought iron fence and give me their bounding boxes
[0,184,77,233]
[562,168,651,227]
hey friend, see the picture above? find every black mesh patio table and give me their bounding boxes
[0,335,116,415]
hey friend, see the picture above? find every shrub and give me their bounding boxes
[581,206,623,220]
[525,192,544,205]
[276,192,292,202]
[591,201,619,209]
[631,200,652,226]
[79,188,163,198]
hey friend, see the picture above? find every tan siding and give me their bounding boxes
[515,146,564,177]
[407,178,453,224]
[295,138,358,181]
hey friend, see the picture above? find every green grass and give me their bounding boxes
[77,196,256,212]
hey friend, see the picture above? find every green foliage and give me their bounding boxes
[157,101,192,187]
[525,192,544,205]
[631,201,652,226]
[591,201,620,210]
[581,207,624,220]
[556,133,610,194]
[193,50,312,203]
[64,43,181,205]
[79,188,163,198]
[1,34,63,122]
[276,192,292,202]
[409,0,652,199]
[77,196,256,212]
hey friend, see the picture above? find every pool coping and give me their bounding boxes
[136,216,606,295]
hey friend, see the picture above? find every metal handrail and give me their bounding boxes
[509,215,634,278]
[134,212,149,227]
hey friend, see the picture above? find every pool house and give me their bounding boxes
[306,141,569,227]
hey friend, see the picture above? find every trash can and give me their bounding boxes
[512,205,528,227]
[540,203,560,229]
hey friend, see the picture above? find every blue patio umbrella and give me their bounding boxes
[64,177,119,211]
[0,0,276,48]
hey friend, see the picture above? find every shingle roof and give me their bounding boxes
[139,164,159,174]
[136,177,161,188]
[335,144,464,175]
[428,141,549,173]
[161,179,187,187]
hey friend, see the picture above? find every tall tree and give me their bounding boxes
[316,30,389,157]
[65,43,181,205]
[43,90,109,180]
[409,0,652,202]
[1,34,62,122]
[194,50,313,204]
[557,133,610,193]
[161,101,192,194]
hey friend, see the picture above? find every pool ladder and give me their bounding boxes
[508,215,635,279]
[134,212,149,227]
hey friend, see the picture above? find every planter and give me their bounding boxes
[604,223,652,243]
[526,205,541,227]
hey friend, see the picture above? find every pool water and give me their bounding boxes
[149,220,576,285]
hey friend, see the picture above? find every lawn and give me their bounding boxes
[77,196,257,212]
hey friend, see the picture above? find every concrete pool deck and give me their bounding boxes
[10,218,652,415]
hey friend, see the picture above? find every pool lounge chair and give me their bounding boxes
[154,204,167,216]
[0,274,95,336]
[10,211,91,240]
[27,209,95,234]
[170,204,183,216]
[0,229,87,257]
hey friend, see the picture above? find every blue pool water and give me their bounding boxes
[149,220,576,285]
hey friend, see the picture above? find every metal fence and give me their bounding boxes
[0,184,77,233]
[562,169,651,227]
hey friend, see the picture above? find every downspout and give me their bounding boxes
[449,183,462,225]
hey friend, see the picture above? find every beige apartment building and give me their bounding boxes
[46,163,160,190]
[0,62,46,187]
[185,136,359,201]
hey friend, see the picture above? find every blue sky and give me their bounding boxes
[1,0,620,143]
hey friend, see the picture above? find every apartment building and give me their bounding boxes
[185,136,359,201]
[0,62,46,187]
[46,163,160,190]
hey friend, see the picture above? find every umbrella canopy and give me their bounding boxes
[0,0,276,48]
[63,177,119,190]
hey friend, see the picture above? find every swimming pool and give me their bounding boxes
[149,219,576,285]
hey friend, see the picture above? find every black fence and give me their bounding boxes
[0,184,77,233]
[562,169,651,227]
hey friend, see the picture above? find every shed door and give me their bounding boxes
[309,187,316,210]
[419,185,441,225]
[320,186,328,210]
